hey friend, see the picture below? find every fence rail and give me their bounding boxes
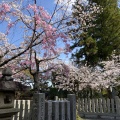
[78,96,120,119]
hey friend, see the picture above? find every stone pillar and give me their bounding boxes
[59,101,65,120]
[45,101,52,120]
[67,94,76,120]
[32,93,45,120]
[52,101,59,120]
[65,101,70,120]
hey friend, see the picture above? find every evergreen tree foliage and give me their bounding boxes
[70,0,120,66]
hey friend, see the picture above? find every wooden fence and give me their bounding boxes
[13,93,76,120]
[78,96,120,119]
[12,100,32,120]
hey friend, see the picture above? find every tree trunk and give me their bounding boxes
[33,73,40,92]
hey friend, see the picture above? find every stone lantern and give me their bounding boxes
[0,67,27,120]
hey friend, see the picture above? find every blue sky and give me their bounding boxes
[39,0,56,13]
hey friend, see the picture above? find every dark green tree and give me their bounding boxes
[69,0,120,66]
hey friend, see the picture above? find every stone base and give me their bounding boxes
[101,115,115,119]
[85,114,98,118]
[0,108,19,119]
[116,117,120,120]
[0,117,12,120]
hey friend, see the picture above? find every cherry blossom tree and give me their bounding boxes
[55,0,102,31]
[0,0,73,91]
[0,0,70,65]
[52,54,120,94]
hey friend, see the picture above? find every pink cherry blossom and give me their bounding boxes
[2,3,10,12]
[28,4,37,12]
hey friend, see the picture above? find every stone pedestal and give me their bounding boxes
[0,108,19,120]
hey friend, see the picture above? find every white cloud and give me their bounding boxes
[54,0,88,12]
[54,0,74,12]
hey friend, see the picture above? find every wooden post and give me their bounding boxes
[95,99,98,113]
[14,100,19,120]
[88,98,91,112]
[55,96,58,100]
[84,98,88,112]
[28,100,33,120]
[111,98,115,113]
[91,99,95,113]
[98,98,102,113]
[19,100,23,120]
[24,100,29,120]
[78,98,81,115]
[67,94,76,120]
[107,98,110,113]
[115,96,120,114]
[102,98,106,113]
[81,98,84,112]
[31,93,45,120]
